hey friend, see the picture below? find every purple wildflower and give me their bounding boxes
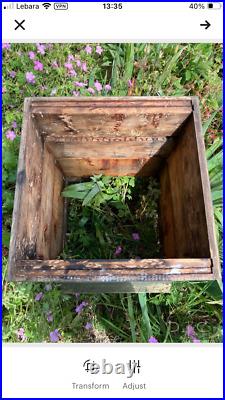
[75,301,88,315]
[132,232,140,241]
[96,45,103,55]
[5,130,16,141]
[64,62,73,70]
[186,324,201,343]
[82,62,87,72]
[73,91,80,97]
[148,336,158,343]
[9,71,16,78]
[69,69,77,77]
[105,84,111,92]
[45,283,52,291]
[68,54,74,61]
[186,325,196,338]
[34,60,43,71]
[94,80,102,92]
[2,43,10,50]
[74,81,85,88]
[128,79,132,88]
[35,292,43,301]
[17,328,26,341]
[85,45,92,54]
[76,59,81,68]
[12,121,17,129]
[114,245,122,256]
[29,51,35,60]
[85,322,92,330]
[26,71,36,84]
[36,43,46,55]
[50,329,60,343]
[87,87,95,95]
[46,311,53,323]
[52,60,59,68]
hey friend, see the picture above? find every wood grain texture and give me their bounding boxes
[191,97,221,280]
[160,107,211,259]
[46,137,174,159]
[50,160,64,258]
[8,99,44,280]
[36,144,64,259]
[31,97,192,139]
[57,157,163,177]
[14,258,212,282]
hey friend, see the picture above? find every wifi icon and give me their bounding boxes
[42,2,51,9]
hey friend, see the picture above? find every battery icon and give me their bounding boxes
[207,3,221,9]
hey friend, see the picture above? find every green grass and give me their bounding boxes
[2,43,222,343]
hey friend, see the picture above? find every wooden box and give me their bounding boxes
[8,97,220,293]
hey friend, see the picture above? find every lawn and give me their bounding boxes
[2,43,222,343]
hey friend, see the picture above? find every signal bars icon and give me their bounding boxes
[42,2,51,9]
[3,3,14,9]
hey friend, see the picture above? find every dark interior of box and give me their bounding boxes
[9,98,215,283]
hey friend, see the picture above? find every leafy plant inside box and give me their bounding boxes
[61,175,161,259]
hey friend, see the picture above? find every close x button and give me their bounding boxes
[14,20,25,31]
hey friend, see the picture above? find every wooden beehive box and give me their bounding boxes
[8,97,221,293]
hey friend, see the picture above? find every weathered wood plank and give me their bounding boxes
[191,97,221,280]
[36,144,55,259]
[14,258,212,282]
[58,157,162,177]
[49,164,64,258]
[46,137,171,159]
[34,113,190,138]
[30,96,193,108]
[31,96,192,138]
[160,109,211,259]
[8,99,44,280]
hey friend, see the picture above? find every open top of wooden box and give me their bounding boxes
[8,97,220,292]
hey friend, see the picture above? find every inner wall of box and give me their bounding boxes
[32,112,211,261]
